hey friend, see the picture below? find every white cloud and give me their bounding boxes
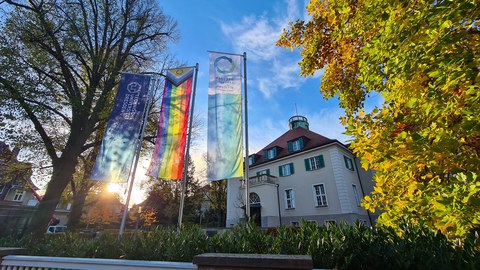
[219,1,310,99]
[308,109,352,144]
[272,59,302,88]
[248,117,286,153]
[257,78,276,98]
[220,16,280,62]
[257,60,302,97]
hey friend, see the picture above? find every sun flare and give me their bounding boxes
[107,183,121,193]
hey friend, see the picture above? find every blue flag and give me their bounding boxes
[91,73,151,182]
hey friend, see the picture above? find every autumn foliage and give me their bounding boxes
[277,0,480,239]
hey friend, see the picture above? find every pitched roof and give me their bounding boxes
[249,127,341,167]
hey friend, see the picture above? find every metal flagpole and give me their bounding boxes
[243,52,250,220]
[177,63,199,229]
[119,75,157,238]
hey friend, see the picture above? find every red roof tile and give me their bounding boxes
[250,127,340,167]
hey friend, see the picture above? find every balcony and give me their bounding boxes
[241,174,278,188]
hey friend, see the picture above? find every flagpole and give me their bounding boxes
[243,52,250,220]
[178,63,199,229]
[118,75,157,238]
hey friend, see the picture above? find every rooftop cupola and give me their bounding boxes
[289,115,309,130]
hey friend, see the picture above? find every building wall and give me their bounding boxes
[227,143,374,227]
[226,178,243,227]
[0,201,35,237]
[4,187,36,205]
[242,183,279,227]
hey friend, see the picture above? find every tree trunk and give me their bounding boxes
[26,153,79,238]
[67,187,89,230]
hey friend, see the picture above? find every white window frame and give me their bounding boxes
[358,219,368,225]
[249,192,261,204]
[304,220,318,226]
[266,149,275,159]
[325,220,336,228]
[308,156,323,170]
[284,188,295,209]
[13,190,25,202]
[352,184,361,206]
[257,169,269,175]
[280,164,292,176]
[292,140,301,151]
[344,156,355,171]
[313,183,328,207]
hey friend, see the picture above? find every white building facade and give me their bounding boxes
[226,116,376,227]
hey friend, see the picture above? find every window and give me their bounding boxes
[313,184,328,207]
[288,138,304,152]
[325,220,336,228]
[279,163,294,176]
[305,155,325,171]
[284,189,295,209]
[27,199,38,206]
[352,184,361,206]
[13,190,25,202]
[292,140,301,151]
[256,169,270,176]
[264,148,277,160]
[248,156,255,166]
[303,220,318,226]
[344,156,355,171]
[249,192,261,204]
[357,219,368,225]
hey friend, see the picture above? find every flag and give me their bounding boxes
[91,73,151,182]
[147,67,194,180]
[207,52,243,181]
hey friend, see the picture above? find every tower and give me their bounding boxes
[288,115,309,130]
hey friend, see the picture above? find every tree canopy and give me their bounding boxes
[142,157,202,226]
[277,0,480,239]
[0,0,178,237]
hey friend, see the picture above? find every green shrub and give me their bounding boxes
[0,223,478,269]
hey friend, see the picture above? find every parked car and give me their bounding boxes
[46,225,67,234]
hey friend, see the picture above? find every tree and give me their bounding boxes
[202,180,227,227]
[81,184,123,228]
[0,0,177,237]
[0,142,32,184]
[277,0,480,239]
[142,157,202,226]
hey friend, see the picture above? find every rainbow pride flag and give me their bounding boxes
[147,67,194,180]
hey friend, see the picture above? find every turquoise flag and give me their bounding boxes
[207,52,243,181]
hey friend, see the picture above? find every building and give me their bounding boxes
[226,116,376,228]
[0,142,70,236]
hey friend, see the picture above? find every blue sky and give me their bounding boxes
[160,0,351,168]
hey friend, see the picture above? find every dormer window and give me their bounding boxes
[248,155,255,166]
[288,137,305,152]
[264,147,278,160]
[292,140,301,151]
